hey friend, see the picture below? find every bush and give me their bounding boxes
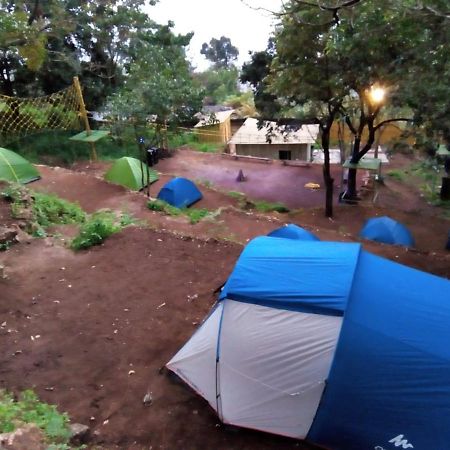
[0,389,73,447]
[33,193,86,227]
[71,211,122,250]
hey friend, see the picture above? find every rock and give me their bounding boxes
[0,226,17,245]
[143,392,153,406]
[69,423,90,445]
[0,424,46,450]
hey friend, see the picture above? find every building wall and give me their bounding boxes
[196,117,231,144]
[235,143,308,160]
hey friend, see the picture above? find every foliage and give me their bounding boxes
[71,210,132,250]
[147,199,212,224]
[252,200,289,213]
[104,25,204,136]
[194,67,240,104]
[2,184,85,237]
[0,389,73,447]
[241,39,279,116]
[32,193,85,227]
[200,36,239,69]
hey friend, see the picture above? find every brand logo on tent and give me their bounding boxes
[389,435,414,448]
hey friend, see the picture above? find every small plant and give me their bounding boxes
[253,200,290,213]
[71,211,121,250]
[227,191,245,199]
[184,208,210,224]
[33,193,86,227]
[0,389,73,447]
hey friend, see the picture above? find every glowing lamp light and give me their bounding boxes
[369,86,386,104]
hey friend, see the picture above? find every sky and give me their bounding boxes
[149,0,283,71]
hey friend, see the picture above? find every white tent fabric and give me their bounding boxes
[167,303,223,409]
[168,299,343,438]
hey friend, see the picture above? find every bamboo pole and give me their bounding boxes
[73,76,97,161]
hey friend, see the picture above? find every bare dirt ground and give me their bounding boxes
[1,149,449,449]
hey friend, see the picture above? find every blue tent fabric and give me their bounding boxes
[308,250,450,450]
[157,177,202,208]
[267,224,320,241]
[214,236,450,449]
[359,216,415,247]
[219,237,361,316]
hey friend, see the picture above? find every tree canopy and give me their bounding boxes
[200,36,239,69]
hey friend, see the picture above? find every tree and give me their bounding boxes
[266,2,361,217]
[265,0,448,210]
[241,39,280,117]
[194,67,240,104]
[200,36,239,69]
[0,0,71,95]
[105,24,204,142]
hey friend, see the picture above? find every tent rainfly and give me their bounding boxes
[167,236,450,450]
[157,177,202,208]
[104,157,159,191]
[0,147,40,184]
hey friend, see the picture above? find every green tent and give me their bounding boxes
[0,147,40,184]
[104,156,159,191]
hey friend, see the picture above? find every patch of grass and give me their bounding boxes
[253,200,290,213]
[227,191,245,199]
[147,199,182,216]
[147,199,212,224]
[386,169,406,182]
[184,208,210,224]
[0,389,75,448]
[71,210,132,251]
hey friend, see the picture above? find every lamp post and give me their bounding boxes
[368,85,386,159]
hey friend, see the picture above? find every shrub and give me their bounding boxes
[0,389,73,447]
[32,193,86,227]
[71,211,121,250]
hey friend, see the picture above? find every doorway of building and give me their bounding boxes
[279,150,292,160]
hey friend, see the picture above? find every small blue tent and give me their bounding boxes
[157,177,202,208]
[360,215,414,246]
[268,224,320,241]
[168,237,450,450]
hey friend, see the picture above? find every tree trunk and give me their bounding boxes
[321,126,334,217]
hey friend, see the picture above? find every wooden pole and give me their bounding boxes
[73,76,97,161]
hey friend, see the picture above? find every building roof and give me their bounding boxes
[194,110,234,128]
[229,118,319,145]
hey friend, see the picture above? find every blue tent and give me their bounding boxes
[360,215,415,247]
[268,224,320,241]
[157,177,202,208]
[168,237,450,449]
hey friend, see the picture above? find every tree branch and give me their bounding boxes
[374,118,413,131]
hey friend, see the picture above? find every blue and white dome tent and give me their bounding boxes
[167,237,450,450]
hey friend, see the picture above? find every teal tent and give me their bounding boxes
[0,147,40,184]
[104,157,159,191]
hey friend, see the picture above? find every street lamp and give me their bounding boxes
[368,85,386,105]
